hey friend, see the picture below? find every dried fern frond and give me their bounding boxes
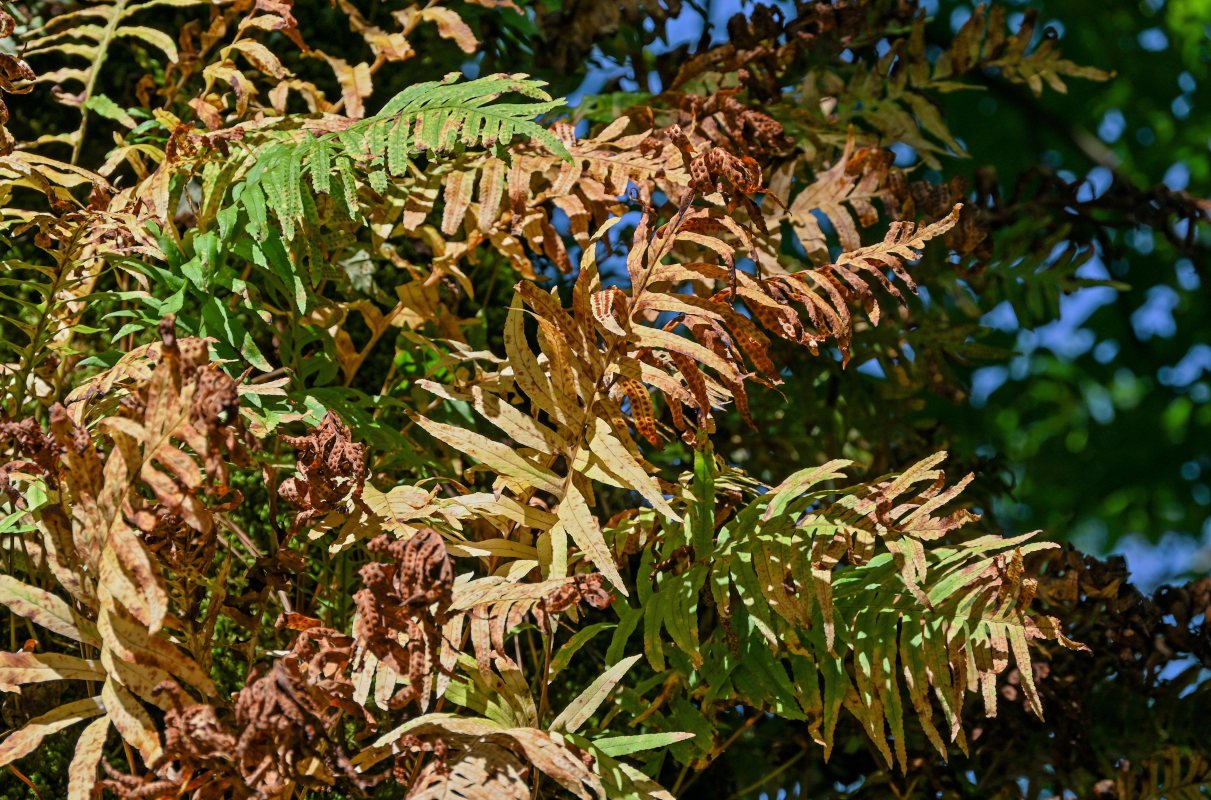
[387,116,687,277]
[410,194,958,598]
[17,0,205,159]
[763,131,900,265]
[0,317,250,783]
[0,3,1133,797]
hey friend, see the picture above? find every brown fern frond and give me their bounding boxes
[769,132,900,263]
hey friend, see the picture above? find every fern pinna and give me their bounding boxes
[1,1,1204,799]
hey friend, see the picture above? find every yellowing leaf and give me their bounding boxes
[67,716,109,800]
[504,727,605,800]
[555,477,626,595]
[412,413,563,495]
[0,697,104,768]
[0,577,101,647]
[410,741,529,799]
[420,7,480,54]
[417,381,568,455]
[324,56,373,118]
[583,416,678,520]
[115,26,178,62]
[97,604,217,700]
[0,651,105,689]
[631,325,739,380]
[550,654,641,733]
[102,678,162,764]
[359,482,436,528]
[442,165,476,235]
[227,40,289,79]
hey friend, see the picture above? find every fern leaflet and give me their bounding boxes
[241,73,571,241]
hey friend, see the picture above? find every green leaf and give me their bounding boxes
[241,183,268,241]
[550,622,615,679]
[592,732,695,757]
[200,297,271,371]
[83,94,136,128]
[605,604,642,666]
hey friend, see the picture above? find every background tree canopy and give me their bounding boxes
[0,0,1207,799]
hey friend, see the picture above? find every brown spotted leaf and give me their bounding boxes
[0,697,104,768]
[66,715,109,800]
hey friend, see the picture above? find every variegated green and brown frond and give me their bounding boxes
[226,73,572,242]
[627,444,1083,770]
[410,198,958,600]
[0,1,1150,797]
[178,86,686,289]
[0,317,247,790]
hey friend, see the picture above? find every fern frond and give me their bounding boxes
[17,0,202,160]
[765,204,962,362]
[0,320,262,775]
[780,7,1112,167]
[358,714,606,800]
[634,445,1083,770]
[240,73,571,241]
[935,5,1115,96]
[408,199,958,601]
[1113,748,1211,800]
[0,206,130,415]
[396,117,684,273]
[767,131,898,265]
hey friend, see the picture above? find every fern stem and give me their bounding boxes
[121,738,138,774]
[4,765,44,800]
[722,750,807,800]
[7,223,86,416]
[370,359,398,418]
[5,538,14,652]
[536,621,555,725]
[70,0,130,166]
[674,712,761,797]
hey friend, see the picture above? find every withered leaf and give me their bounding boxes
[66,716,109,800]
[0,696,104,768]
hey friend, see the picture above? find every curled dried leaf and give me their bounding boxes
[353,529,453,709]
[279,411,368,530]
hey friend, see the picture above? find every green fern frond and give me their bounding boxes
[240,73,571,242]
